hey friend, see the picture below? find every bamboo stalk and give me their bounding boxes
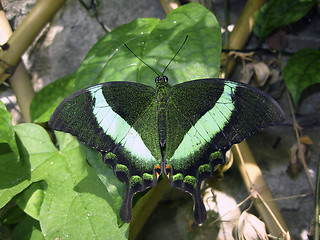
[9,64,34,122]
[159,0,180,14]
[0,0,67,122]
[222,0,267,76]
[232,142,289,237]
[0,0,67,84]
[0,8,34,122]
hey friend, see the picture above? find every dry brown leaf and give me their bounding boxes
[243,62,270,86]
[252,62,270,86]
[266,29,288,50]
[233,212,269,240]
[287,143,310,178]
[300,135,313,145]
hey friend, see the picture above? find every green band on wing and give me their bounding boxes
[170,82,237,166]
[89,85,155,164]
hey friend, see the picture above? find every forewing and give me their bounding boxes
[49,82,161,222]
[165,79,285,223]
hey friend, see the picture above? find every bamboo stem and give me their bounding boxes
[0,0,67,122]
[159,0,180,14]
[0,0,67,84]
[232,142,289,237]
[9,63,34,122]
[222,0,267,77]
[0,5,35,122]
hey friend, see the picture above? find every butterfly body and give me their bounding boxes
[155,76,169,148]
[49,77,285,224]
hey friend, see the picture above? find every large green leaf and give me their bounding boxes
[30,73,76,123]
[76,3,221,90]
[253,0,315,39]
[283,48,320,106]
[10,124,129,239]
[80,143,126,224]
[11,216,44,240]
[14,181,46,221]
[0,101,19,160]
[0,102,30,208]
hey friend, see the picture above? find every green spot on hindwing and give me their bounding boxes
[197,164,211,176]
[209,151,222,163]
[142,173,154,182]
[116,164,129,175]
[183,175,197,189]
[172,173,184,182]
[130,176,143,188]
[104,152,118,166]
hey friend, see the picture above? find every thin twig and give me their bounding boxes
[255,191,287,235]
[286,88,315,193]
[314,156,320,240]
[78,0,110,33]
[209,193,253,226]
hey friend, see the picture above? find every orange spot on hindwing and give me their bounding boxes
[155,165,161,179]
[165,164,171,177]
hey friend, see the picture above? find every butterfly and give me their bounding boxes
[48,38,285,224]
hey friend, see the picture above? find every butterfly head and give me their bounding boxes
[155,76,168,84]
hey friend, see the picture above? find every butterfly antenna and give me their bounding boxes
[162,35,189,75]
[124,43,160,77]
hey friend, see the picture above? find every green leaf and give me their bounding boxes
[0,204,26,225]
[30,73,76,123]
[11,216,44,240]
[0,100,19,160]
[15,181,46,221]
[76,3,221,90]
[80,143,126,224]
[0,131,31,209]
[12,124,128,239]
[253,0,315,39]
[283,48,320,106]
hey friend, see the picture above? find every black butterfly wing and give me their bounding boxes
[165,79,285,223]
[49,82,162,222]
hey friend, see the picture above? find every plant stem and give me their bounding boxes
[314,157,320,240]
[286,88,315,193]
